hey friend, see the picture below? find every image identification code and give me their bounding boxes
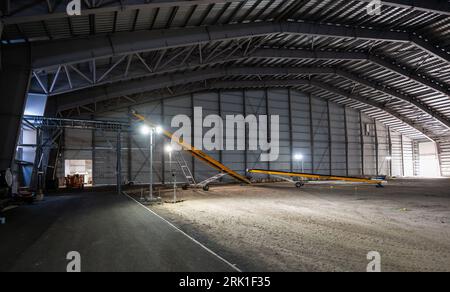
[179,276,271,289]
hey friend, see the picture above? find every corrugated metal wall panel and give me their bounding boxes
[245,90,269,179]
[346,108,363,176]
[311,98,330,175]
[403,136,414,177]
[221,90,246,180]
[362,115,377,176]
[58,89,411,185]
[412,141,421,177]
[92,129,119,185]
[61,128,93,180]
[376,122,390,176]
[268,89,291,172]
[391,132,403,177]
[290,91,312,173]
[192,92,222,183]
[438,140,450,177]
[63,128,92,159]
[329,103,346,176]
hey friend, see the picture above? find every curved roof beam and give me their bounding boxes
[52,67,335,111]
[41,48,450,129]
[257,49,450,96]
[368,54,450,97]
[334,68,450,130]
[37,49,368,96]
[306,79,434,141]
[48,66,435,139]
[30,21,450,69]
[33,49,450,96]
[28,22,450,97]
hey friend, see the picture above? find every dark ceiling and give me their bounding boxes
[1,0,450,142]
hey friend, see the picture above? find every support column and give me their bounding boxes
[218,90,223,164]
[344,107,349,177]
[436,142,444,177]
[31,128,43,191]
[42,106,62,188]
[0,46,31,171]
[190,94,195,181]
[412,141,420,176]
[117,131,122,194]
[44,128,63,188]
[91,128,96,185]
[327,101,332,176]
[374,120,379,176]
[359,112,365,176]
[61,129,66,185]
[218,90,224,182]
[161,99,166,184]
[265,88,270,173]
[288,89,294,173]
[127,108,132,183]
[90,114,96,186]
[243,90,248,173]
[400,135,405,177]
[308,95,315,173]
[388,127,393,177]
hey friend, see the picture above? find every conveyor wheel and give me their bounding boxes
[295,182,304,188]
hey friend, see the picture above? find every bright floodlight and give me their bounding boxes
[386,156,392,161]
[294,154,304,161]
[140,124,151,135]
[155,126,163,134]
[165,145,173,153]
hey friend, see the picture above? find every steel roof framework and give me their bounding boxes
[2,1,449,23]
[1,0,450,142]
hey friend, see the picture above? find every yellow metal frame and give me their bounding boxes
[248,169,384,185]
[131,111,251,185]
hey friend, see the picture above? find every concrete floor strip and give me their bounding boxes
[122,192,242,272]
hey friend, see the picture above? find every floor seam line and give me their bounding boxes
[121,192,242,272]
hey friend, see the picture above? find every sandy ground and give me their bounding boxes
[140,179,450,272]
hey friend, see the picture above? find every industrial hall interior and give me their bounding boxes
[0,0,450,273]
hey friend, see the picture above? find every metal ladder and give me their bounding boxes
[175,152,196,186]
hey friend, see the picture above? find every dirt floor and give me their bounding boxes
[142,179,450,272]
